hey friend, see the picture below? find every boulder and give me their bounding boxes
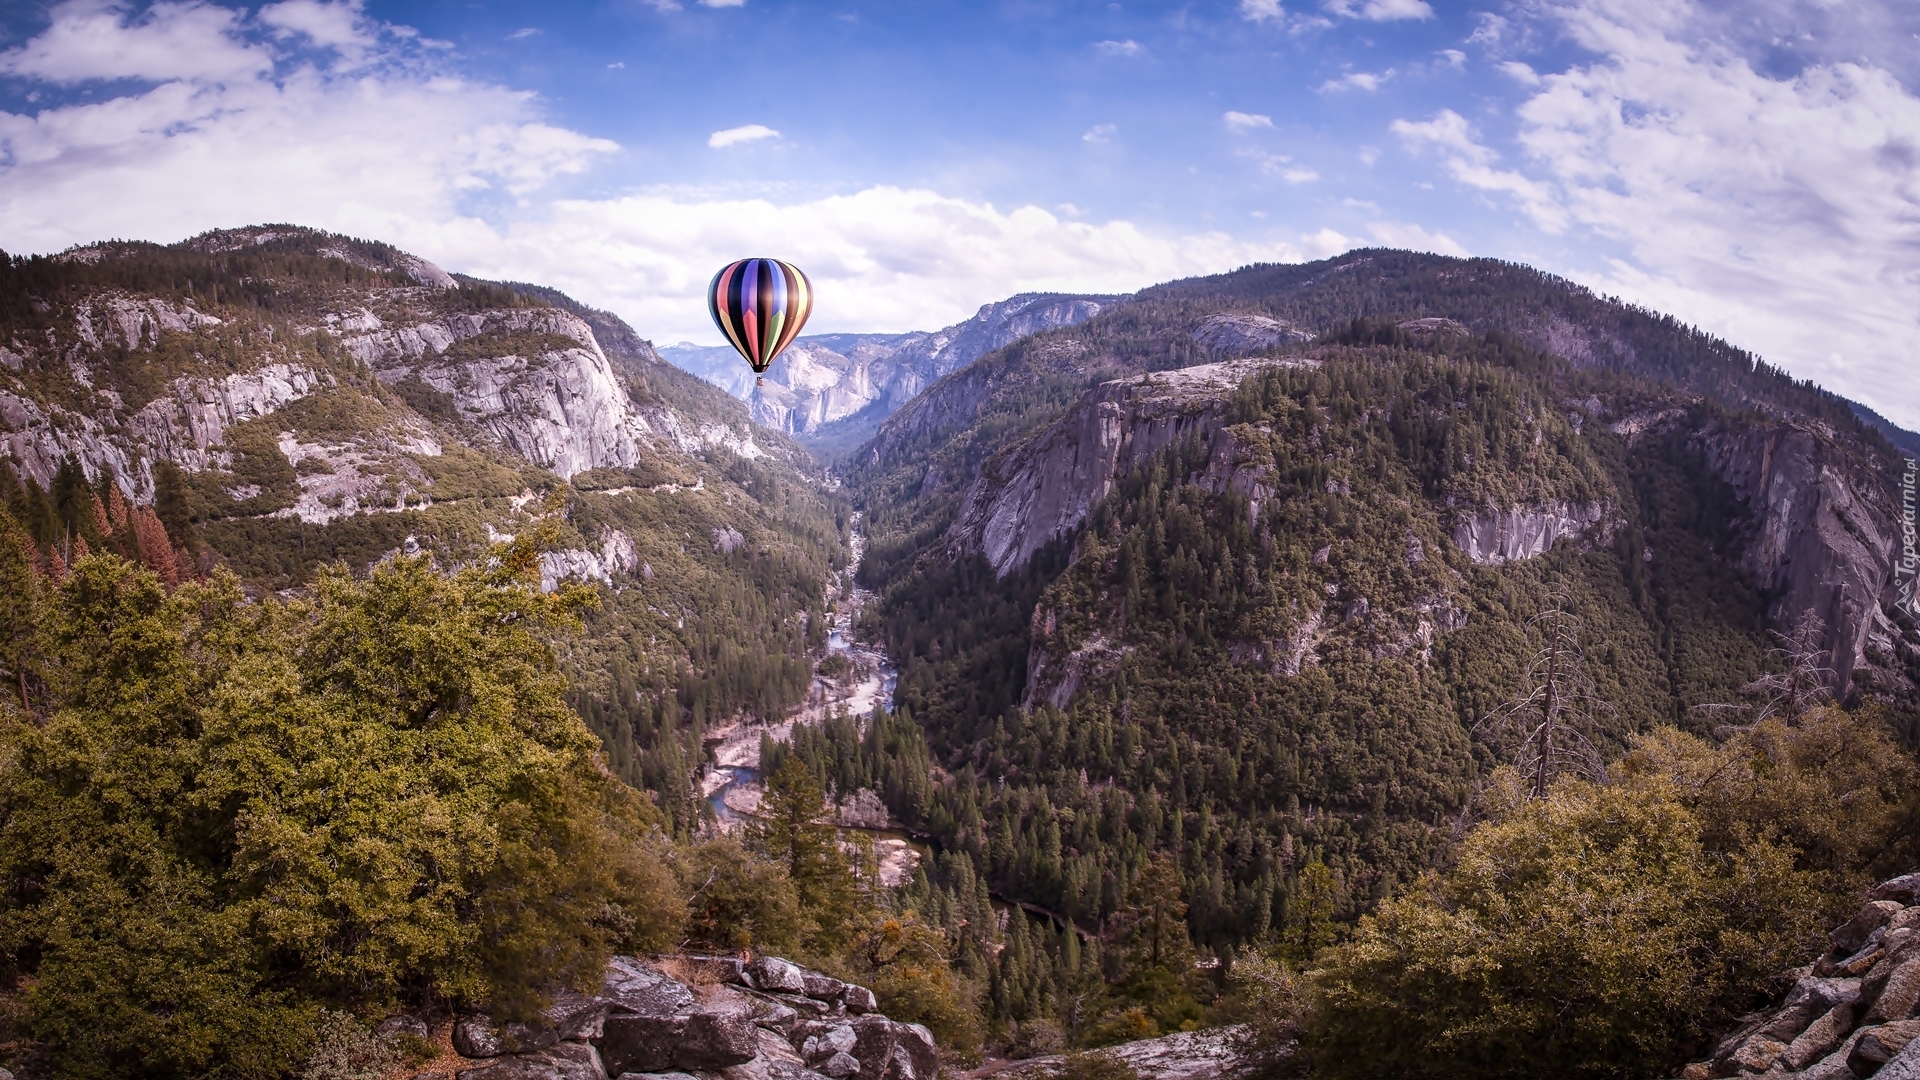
[603,956,696,1017]
[821,1052,862,1078]
[800,1023,859,1064]
[1835,902,1907,954]
[848,1015,939,1080]
[1868,955,1920,1024]
[377,1014,432,1041]
[612,1074,700,1080]
[1875,878,1920,905]
[1878,1036,1920,1080]
[749,957,809,994]
[1766,978,1864,1041]
[1849,1021,1920,1075]
[597,1012,759,1074]
[1729,1035,1788,1073]
[842,986,878,1014]
[1785,1004,1856,1071]
[1800,1029,1875,1080]
[455,1016,508,1058]
[457,1041,606,1080]
[803,973,848,1002]
[1894,908,1920,936]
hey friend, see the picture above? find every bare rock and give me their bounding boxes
[597,1012,759,1074]
[849,1015,939,1080]
[1877,1034,1920,1079]
[800,1024,859,1064]
[749,957,809,994]
[821,1052,862,1079]
[842,986,877,1014]
[1850,1021,1920,1075]
[1836,902,1909,954]
[378,1014,433,1041]
[803,973,848,1002]
[1785,1004,1856,1071]
[1868,955,1920,1025]
[456,1016,508,1058]
[1730,1035,1789,1073]
[457,1041,606,1080]
[1874,878,1920,905]
[603,956,697,1017]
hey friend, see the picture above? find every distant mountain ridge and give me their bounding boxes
[660,292,1116,452]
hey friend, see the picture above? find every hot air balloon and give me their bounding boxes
[707,258,813,386]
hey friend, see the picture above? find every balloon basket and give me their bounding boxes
[756,376,765,387]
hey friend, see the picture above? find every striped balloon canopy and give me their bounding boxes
[707,258,814,375]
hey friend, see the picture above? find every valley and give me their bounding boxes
[1,228,1918,1080]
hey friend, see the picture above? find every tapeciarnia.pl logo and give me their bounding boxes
[1901,458,1919,617]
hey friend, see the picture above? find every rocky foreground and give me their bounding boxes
[1687,874,1920,1079]
[391,955,938,1080]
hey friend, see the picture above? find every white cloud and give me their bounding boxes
[1240,0,1285,22]
[506,27,540,40]
[1094,39,1143,57]
[1083,123,1117,143]
[0,2,1319,348]
[2,0,271,83]
[1497,60,1541,86]
[1401,0,1920,428]
[708,124,780,148]
[1320,71,1388,92]
[259,0,378,57]
[1325,0,1433,21]
[1436,49,1466,70]
[699,0,747,6]
[1224,110,1275,131]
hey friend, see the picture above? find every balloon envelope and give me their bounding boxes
[707,258,813,374]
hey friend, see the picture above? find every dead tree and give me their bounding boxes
[1692,611,1835,732]
[1478,600,1614,799]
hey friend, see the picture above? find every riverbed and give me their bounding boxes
[698,517,919,885]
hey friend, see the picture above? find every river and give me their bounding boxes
[697,517,919,883]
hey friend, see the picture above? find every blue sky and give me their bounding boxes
[2,0,1917,427]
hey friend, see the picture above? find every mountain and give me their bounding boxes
[0,225,845,823]
[837,249,1920,974]
[660,292,1115,455]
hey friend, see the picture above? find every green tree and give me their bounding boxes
[754,755,856,944]
[0,514,40,708]
[0,543,682,1079]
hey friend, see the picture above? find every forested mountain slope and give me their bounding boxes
[838,249,1920,999]
[0,226,846,821]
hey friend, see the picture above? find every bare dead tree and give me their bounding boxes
[1692,611,1835,732]
[1477,599,1615,799]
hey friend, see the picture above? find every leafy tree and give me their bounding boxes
[0,543,681,1078]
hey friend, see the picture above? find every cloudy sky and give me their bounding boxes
[1,0,1916,427]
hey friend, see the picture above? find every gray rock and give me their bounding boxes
[802,973,847,1002]
[376,1014,432,1041]
[603,956,696,1017]
[848,1015,939,1080]
[821,1052,862,1079]
[597,1012,759,1074]
[749,957,808,994]
[0,1068,13,1080]
[455,1015,508,1058]
[1868,955,1920,1024]
[841,986,878,1014]
[801,1024,859,1063]
[612,1074,700,1080]
[456,1041,606,1080]
[1880,1034,1920,1080]
[1850,1021,1920,1075]
[1835,901,1908,954]
[1875,877,1920,905]
[1784,1004,1855,1071]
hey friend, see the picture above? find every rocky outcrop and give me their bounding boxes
[1449,501,1615,565]
[1191,313,1311,355]
[1696,418,1905,696]
[946,356,1316,577]
[430,954,938,1080]
[975,1026,1252,1080]
[1681,874,1920,1080]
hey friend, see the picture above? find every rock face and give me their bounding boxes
[1696,417,1906,697]
[662,293,1114,440]
[1449,500,1615,565]
[978,1026,1253,1080]
[437,954,937,1080]
[0,227,766,516]
[1683,872,1920,1079]
[946,356,1317,578]
[1191,313,1312,355]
